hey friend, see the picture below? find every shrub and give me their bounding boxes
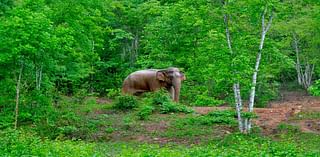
[137,105,155,120]
[308,79,320,96]
[160,102,178,113]
[146,89,172,105]
[142,90,194,114]
[58,126,78,136]
[106,88,121,99]
[34,97,107,140]
[113,95,138,111]
[255,80,280,107]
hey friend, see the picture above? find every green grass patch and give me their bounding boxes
[160,110,237,139]
[0,129,100,157]
[292,111,320,120]
[191,94,225,106]
[95,134,319,157]
[185,110,238,125]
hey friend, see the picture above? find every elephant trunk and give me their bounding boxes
[173,79,181,102]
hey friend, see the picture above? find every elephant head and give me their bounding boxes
[156,67,186,102]
[122,67,186,102]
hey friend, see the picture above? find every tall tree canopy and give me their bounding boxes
[0,0,319,129]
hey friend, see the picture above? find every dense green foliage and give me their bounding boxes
[309,79,320,96]
[0,0,319,128]
[0,0,319,156]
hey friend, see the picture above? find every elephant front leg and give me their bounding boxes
[166,86,175,100]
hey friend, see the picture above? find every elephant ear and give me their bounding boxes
[156,71,167,81]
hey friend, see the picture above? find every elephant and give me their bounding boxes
[122,67,186,102]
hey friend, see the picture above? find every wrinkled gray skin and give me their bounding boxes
[122,67,186,102]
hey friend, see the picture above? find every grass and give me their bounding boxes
[2,96,320,156]
[2,128,319,157]
[291,111,320,120]
[0,129,99,157]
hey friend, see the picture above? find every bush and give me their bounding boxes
[147,89,172,105]
[142,90,194,114]
[34,97,107,140]
[137,105,155,120]
[113,95,138,111]
[308,79,320,96]
[255,80,280,107]
[106,88,121,99]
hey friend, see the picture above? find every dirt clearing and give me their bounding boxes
[193,91,320,134]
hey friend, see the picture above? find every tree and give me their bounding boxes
[274,0,320,89]
[221,0,279,133]
[222,0,244,132]
[0,2,54,128]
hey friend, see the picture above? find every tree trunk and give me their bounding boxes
[15,64,23,129]
[36,65,42,90]
[247,8,273,132]
[293,33,303,85]
[223,5,244,133]
[293,33,315,89]
[233,82,244,132]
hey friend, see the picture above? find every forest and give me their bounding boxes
[0,0,320,156]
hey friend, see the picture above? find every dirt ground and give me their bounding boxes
[95,91,320,144]
[193,91,320,134]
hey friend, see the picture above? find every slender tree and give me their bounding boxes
[14,63,23,129]
[222,0,244,133]
[247,7,274,131]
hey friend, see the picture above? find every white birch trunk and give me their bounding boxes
[293,34,314,89]
[39,66,42,90]
[233,82,244,132]
[293,34,302,85]
[15,64,23,129]
[223,8,244,132]
[247,9,273,132]
[36,65,42,90]
[309,64,314,86]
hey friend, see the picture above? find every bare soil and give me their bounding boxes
[193,91,320,134]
